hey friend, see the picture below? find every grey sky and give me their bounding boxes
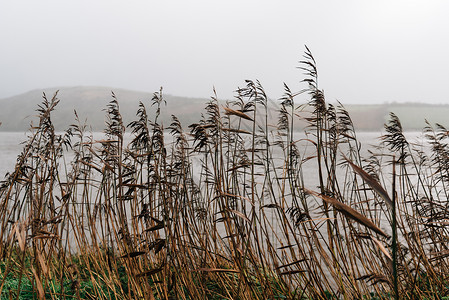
[1,0,448,104]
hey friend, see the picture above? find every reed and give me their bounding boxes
[0,48,448,299]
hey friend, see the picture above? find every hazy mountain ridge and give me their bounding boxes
[0,86,448,132]
[0,86,209,132]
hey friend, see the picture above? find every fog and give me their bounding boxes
[1,0,448,104]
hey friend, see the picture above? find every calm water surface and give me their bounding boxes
[0,131,424,179]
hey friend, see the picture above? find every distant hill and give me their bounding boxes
[0,86,209,132]
[345,103,449,131]
[0,86,448,132]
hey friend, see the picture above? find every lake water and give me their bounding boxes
[0,131,425,180]
[0,132,30,177]
[0,130,430,291]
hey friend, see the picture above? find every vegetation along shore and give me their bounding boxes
[1,48,449,299]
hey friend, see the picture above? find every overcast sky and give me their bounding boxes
[1,0,448,104]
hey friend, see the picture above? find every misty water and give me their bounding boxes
[0,131,425,184]
[0,130,429,287]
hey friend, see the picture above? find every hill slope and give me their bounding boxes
[1,87,448,132]
[345,103,449,131]
[0,86,209,131]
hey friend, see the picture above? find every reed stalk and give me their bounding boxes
[0,48,448,299]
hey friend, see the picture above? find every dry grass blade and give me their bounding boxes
[278,244,296,250]
[429,249,449,261]
[145,222,164,232]
[223,107,253,121]
[372,237,392,260]
[343,155,393,209]
[221,192,252,203]
[275,259,306,270]
[31,266,45,299]
[305,189,388,238]
[136,267,163,277]
[14,223,26,251]
[261,204,281,209]
[279,269,307,276]
[148,239,165,254]
[229,209,250,222]
[120,251,146,258]
[222,128,252,134]
[198,268,240,273]
[33,235,60,240]
[36,250,49,276]
[357,273,390,285]
[226,164,250,172]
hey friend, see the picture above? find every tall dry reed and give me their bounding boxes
[0,48,448,299]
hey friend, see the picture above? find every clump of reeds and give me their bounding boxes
[1,47,449,299]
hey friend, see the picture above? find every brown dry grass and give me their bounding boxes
[0,48,448,299]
